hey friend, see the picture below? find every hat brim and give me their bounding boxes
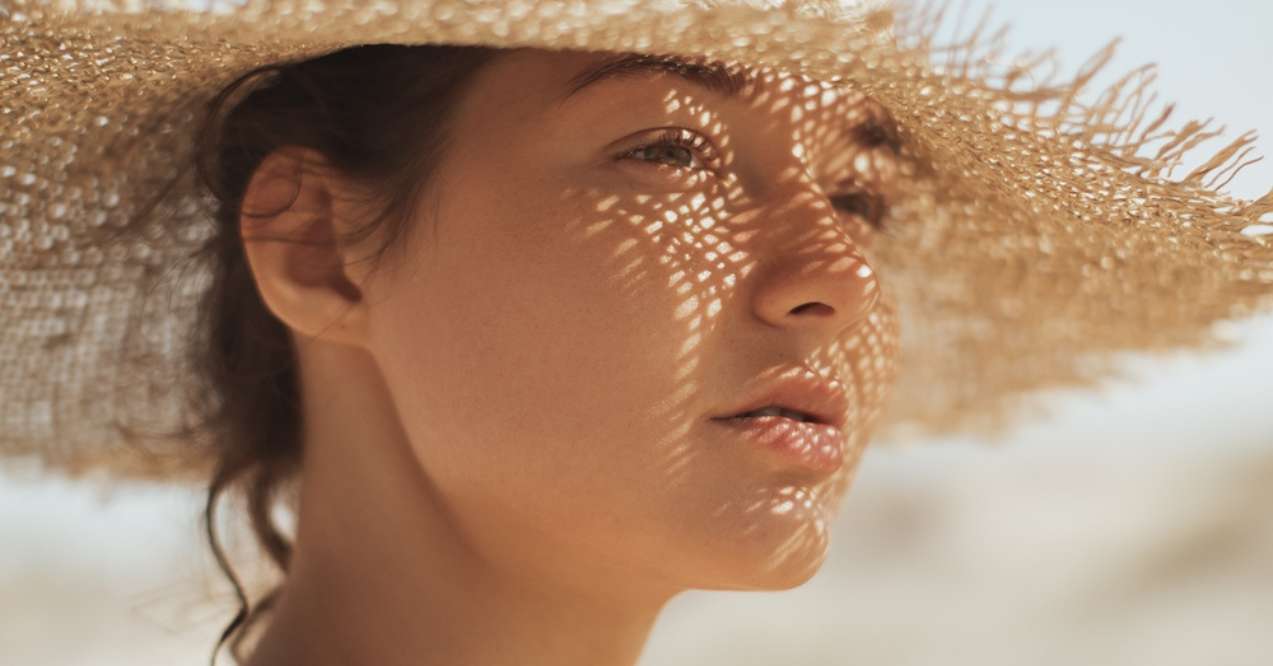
[2,0,1271,480]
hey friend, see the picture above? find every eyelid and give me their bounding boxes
[612,126,724,173]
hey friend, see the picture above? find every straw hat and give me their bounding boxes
[3,0,1271,481]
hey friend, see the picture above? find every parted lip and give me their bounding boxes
[710,365,849,429]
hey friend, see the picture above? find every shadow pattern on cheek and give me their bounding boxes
[548,64,906,580]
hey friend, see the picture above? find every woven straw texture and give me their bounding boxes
[2,0,1271,480]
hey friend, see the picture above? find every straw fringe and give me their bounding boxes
[2,0,1271,475]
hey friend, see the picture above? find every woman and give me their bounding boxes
[2,2,1269,665]
[214,45,899,665]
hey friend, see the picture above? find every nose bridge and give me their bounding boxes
[761,169,850,257]
[747,176,881,333]
[769,171,833,240]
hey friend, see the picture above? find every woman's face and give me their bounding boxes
[361,48,900,594]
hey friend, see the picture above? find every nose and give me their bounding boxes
[748,187,881,334]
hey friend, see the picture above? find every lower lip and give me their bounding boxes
[711,416,846,473]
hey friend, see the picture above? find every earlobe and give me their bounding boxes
[238,147,371,348]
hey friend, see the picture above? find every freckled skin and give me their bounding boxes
[240,48,899,666]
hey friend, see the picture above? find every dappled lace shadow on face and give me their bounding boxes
[550,56,904,583]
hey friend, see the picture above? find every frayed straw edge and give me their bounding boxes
[896,0,1270,209]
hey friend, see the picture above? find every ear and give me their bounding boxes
[238,146,375,348]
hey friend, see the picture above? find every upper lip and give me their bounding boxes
[710,365,849,429]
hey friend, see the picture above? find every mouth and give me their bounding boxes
[710,410,846,474]
[716,405,827,424]
[709,368,849,429]
[709,366,851,474]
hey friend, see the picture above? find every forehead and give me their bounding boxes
[458,48,894,145]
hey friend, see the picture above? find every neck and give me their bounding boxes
[242,340,677,666]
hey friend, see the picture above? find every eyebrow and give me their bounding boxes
[557,52,903,156]
[558,53,751,103]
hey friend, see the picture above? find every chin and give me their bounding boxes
[681,500,836,592]
[696,543,830,592]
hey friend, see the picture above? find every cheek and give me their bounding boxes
[363,170,897,590]
[366,185,704,530]
[846,299,901,436]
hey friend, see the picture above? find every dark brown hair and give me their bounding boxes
[185,43,500,664]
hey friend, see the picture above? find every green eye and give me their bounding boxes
[619,128,719,173]
[630,142,695,169]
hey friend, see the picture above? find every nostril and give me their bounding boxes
[790,302,834,316]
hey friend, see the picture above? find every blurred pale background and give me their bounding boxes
[3,1,1271,664]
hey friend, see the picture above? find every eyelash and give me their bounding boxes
[618,128,891,231]
[618,128,721,173]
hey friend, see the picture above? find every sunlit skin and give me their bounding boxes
[239,48,900,666]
